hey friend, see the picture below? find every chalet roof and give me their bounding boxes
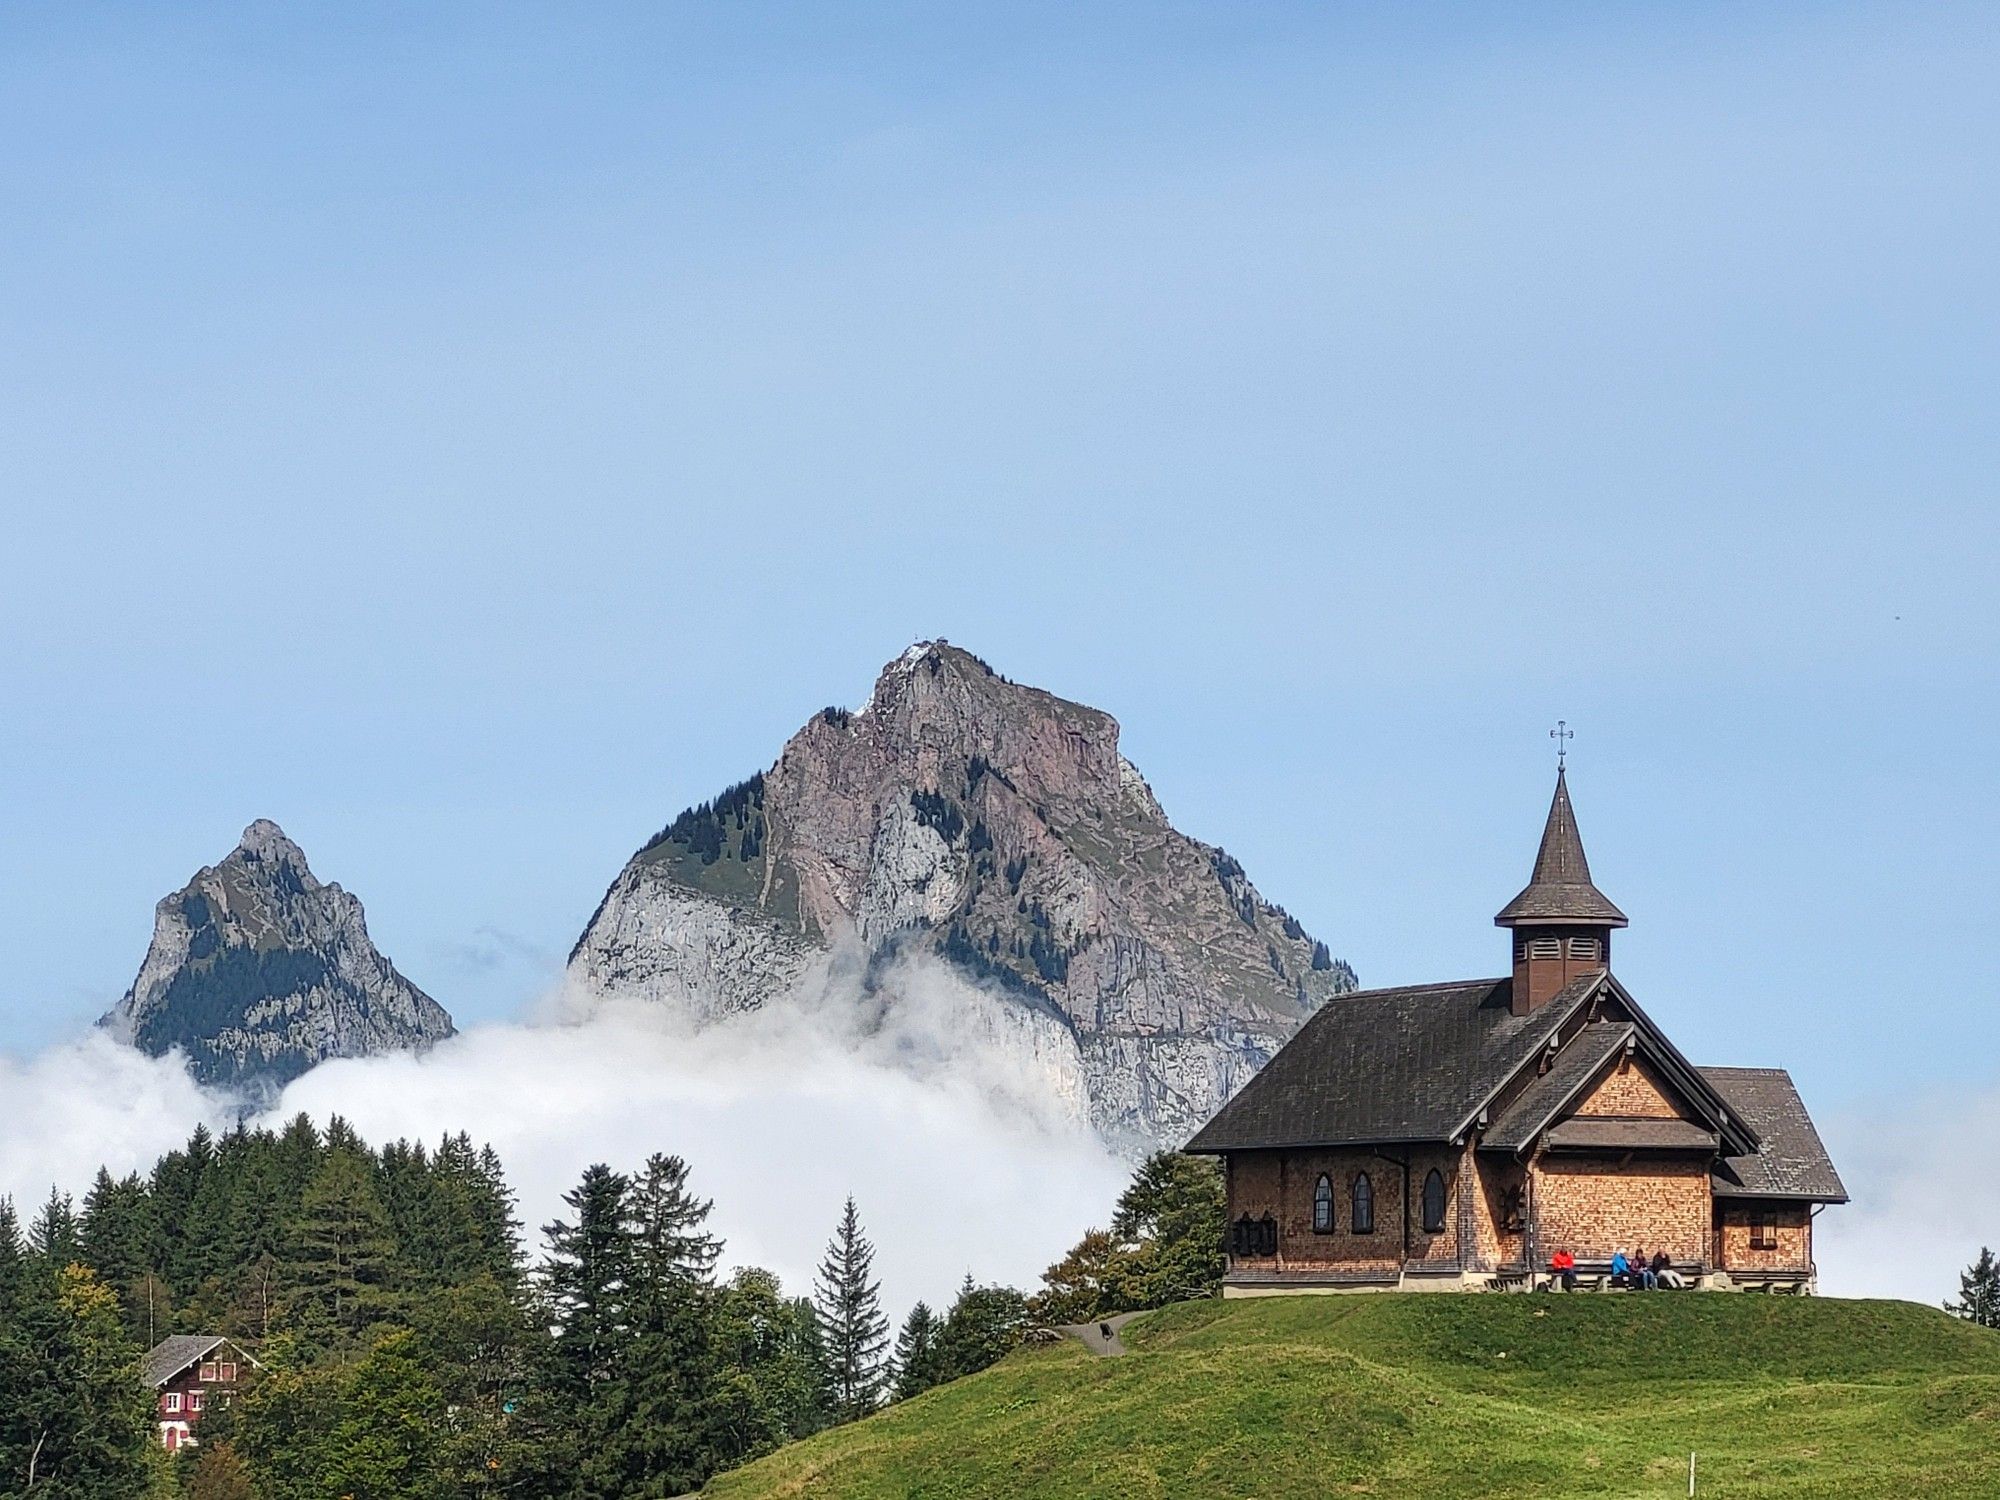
[1184,974,1602,1153]
[1703,1067,1849,1202]
[141,1335,228,1389]
[1482,1022,1636,1152]
[1543,1117,1720,1152]
[1495,769,1628,928]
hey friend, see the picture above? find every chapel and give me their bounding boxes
[1184,766,1846,1293]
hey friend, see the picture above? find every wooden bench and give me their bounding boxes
[1540,1259,1705,1291]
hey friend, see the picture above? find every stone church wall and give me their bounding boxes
[1473,1155,1529,1268]
[1533,1155,1710,1264]
[1226,1147,1465,1273]
[1715,1201,1814,1274]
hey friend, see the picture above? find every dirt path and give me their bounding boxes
[1055,1311,1144,1356]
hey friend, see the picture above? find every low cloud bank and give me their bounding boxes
[0,1031,228,1213]
[1,960,1127,1318]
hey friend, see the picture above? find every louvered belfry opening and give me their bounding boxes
[1494,769,1627,1016]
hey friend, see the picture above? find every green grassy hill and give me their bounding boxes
[706,1295,2000,1499]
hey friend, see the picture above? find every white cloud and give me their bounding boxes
[1,961,1127,1318]
[1814,1090,2000,1306]
[273,983,1125,1315]
[0,1031,226,1216]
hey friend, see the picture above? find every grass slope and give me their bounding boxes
[706,1295,2000,1499]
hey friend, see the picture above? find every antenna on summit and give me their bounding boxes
[1549,720,1573,772]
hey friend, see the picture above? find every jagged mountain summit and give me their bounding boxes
[569,641,1356,1153]
[101,819,455,1094]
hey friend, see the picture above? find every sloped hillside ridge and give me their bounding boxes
[101,819,455,1095]
[568,642,1355,1153]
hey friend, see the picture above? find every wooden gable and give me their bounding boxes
[1570,1055,1693,1121]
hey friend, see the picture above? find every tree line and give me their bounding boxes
[0,1117,1225,1498]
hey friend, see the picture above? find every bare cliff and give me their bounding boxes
[101,820,455,1095]
[568,643,1355,1153]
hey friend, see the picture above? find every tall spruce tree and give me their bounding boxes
[1948,1246,2000,1329]
[284,1148,399,1341]
[814,1196,889,1421]
[541,1164,635,1407]
[600,1154,727,1495]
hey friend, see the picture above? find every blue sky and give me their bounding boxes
[2,2,1996,1138]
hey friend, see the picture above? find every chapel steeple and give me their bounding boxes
[1495,768,1627,1014]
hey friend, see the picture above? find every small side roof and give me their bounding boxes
[1482,1022,1635,1152]
[1702,1067,1849,1202]
[1543,1117,1719,1152]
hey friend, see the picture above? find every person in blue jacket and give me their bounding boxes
[1610,1248,1632,1288]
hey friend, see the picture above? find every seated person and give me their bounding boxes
[1609,1248,1631,1288]
[1632,1246,1658,1290]
[1651,1251,1686,1290]
[1549,1248,1577,1291]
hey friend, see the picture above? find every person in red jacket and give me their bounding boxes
[1549,1249,1577,1291]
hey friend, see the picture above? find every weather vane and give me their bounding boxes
[1549,720,1573,771]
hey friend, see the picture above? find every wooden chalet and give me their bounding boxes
[141,1334,258,1452]
[1185,768,1846,1293]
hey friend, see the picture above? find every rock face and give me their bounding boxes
[101,820,455,1095]
[569,642,1356,1154]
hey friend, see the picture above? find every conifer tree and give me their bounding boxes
[891,1300,943,1400]
[1948,1246,2000,1329]
[935,1276,1028,1381]
[29,1187,81,1268]
[541,1164,634,1405]
[814,1196,890,1421]
[0,1264,151,1496]
[599,1154,727,1494]
[284,1149,399,1341]
[0,1197,24,1313]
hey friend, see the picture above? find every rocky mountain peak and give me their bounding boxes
[234,817,312,872]
[101,822,454,1096]
[569,642,1356,1154]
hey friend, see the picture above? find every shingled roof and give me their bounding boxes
[1544,1117,1720,1151]
[1494,769,1628,928]
[141,1335,228,1389]
[1184,974,1602,1152]
[1482,1022,1635,1152]
[1703,1067,1849,1202]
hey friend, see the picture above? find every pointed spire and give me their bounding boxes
[1494,769,1628,928]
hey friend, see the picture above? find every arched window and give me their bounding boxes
[1257,1214,1278,1256]
[1231,1214,1255,1257]
[1422,1169,1448,1234]
[1313,1174,1334,1233]
[1351,1173,1374,1235]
